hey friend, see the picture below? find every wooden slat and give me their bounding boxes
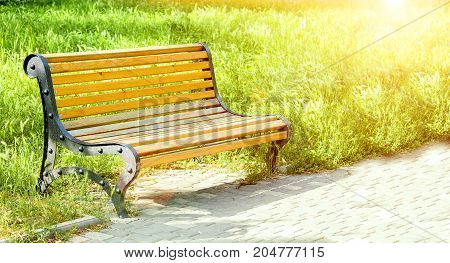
[112,116,279,146]
[81,113,233,143]
[135,120,287,156]
[84,114,261,143]
[59,90,216,120]
[140,131,288,168]
[69,107,227,137]
[80,112,233,142]
[53,61,210,85]
[44,44,204,63]
[57,80,213,108]
[50,51,208,73]
[62,99,220,130]
[55,71,212,96]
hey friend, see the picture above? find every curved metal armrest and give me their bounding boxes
[23,54,140,206]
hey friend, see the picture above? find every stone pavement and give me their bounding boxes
[70,141,450,243]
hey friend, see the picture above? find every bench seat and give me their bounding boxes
[23,43,290,217]
[68,107,287,161]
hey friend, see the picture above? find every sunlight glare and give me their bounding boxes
[385,0,406,10]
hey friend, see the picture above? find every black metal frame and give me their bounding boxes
[23,43,290,218]
[24,54,140,218]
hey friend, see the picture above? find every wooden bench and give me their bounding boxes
[24,43,290,217]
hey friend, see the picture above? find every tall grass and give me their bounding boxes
[0,0,448,238]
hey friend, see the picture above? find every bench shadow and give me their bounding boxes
[156,168,348,216]
[126,169,349,242]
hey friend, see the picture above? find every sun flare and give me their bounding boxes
[385,0,406,10]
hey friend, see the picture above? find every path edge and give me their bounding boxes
[0,215,101,243]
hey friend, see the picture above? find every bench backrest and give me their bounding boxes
[41,43,221,131]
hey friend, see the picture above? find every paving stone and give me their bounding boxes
[69,142,450,243]
[110,217,139,224]
[82,232,113,241]
[84,239,105,243]
[68,236,89,243]
[104,236,129,243]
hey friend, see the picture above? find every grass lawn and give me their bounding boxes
[0,0,448,240]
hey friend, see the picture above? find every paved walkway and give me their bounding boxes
[70,142,450,243]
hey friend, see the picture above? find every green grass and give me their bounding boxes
[0,0,448,239]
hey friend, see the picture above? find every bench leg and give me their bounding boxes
[37,166,130,218]
[113,159,139,218]
[267,120,291,173]
[36,128,138,217]
[36,123,140,217]
[267,138,290,173]
[37,132,57,192]
[267,142,280,173]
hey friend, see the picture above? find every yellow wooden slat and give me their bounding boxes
[62,99,220,130]
[50,51,208,73]
[57,80,213,108]
[80,112,234,142]
[52,61,211,85]
[140,131,288,168]
[70,107,227,137]
[59,90,216,120]
[44,44,204,63]
[55,71,211,96]
[117,116,279,146]
[84,114,253,143]
[83,115,228,143]
[135,120,287,156]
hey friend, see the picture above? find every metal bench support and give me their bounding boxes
[24,55,140,218]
